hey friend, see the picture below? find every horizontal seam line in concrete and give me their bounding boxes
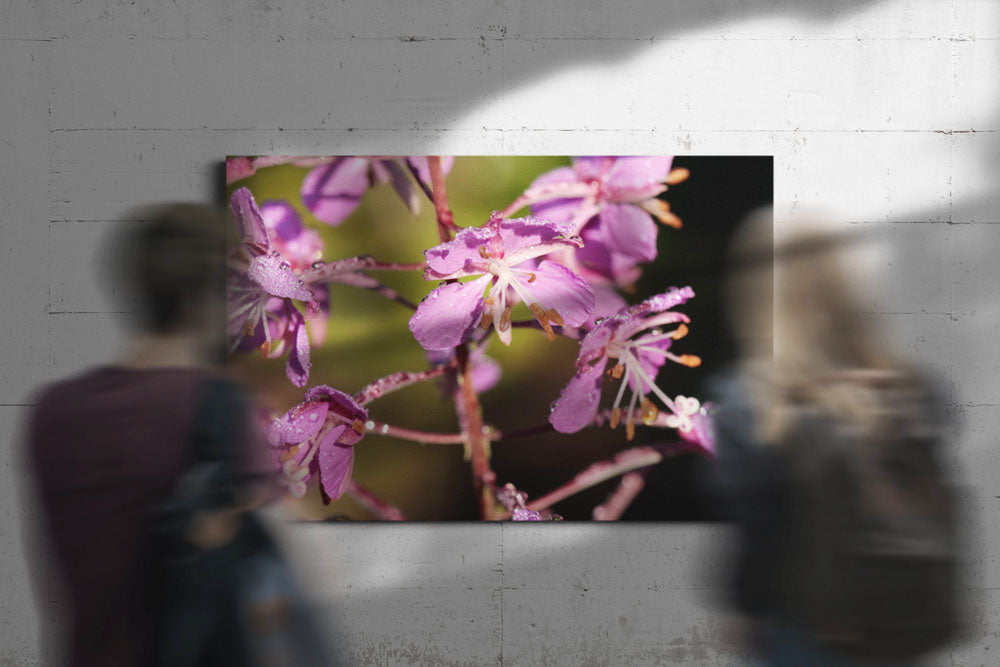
[47,310,134,315]
[34,36,1000,42]
[48,128,996,133]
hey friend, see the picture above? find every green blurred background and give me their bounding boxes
[226,156,772,521]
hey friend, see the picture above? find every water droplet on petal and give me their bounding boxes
[311,261,324,269]
[650,328,662,336]
[309,412,319,421]
[380,424,389,434]
[365,420,375,431]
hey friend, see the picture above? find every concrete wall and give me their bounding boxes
[2,1,997,664]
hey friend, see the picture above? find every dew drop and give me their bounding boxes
[650,328,661,336]
[279,261,291,271]
[311,261,324,269]
[365,420,375,431]
[380,424,389,434]
[594,318,605,326]
[308,412,319,421]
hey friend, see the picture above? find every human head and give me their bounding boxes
[109,203,227,338]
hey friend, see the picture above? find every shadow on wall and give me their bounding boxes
[209,0,996,663]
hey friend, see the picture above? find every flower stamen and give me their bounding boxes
[499,305,512,332]
[529,303,556,341]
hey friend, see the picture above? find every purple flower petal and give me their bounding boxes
[529,166,584,225]
[408,275,490,351]
[577,321,616,368]
[230,187,269,249]
[630,286,696,318]
[309,285,331,346]
[550,359,608,433]
[604,156,672,201]
[246,254,314,302]
[303,386,368,441]
[259,200,304,242]
[317,425,355,501]
[469,347,501,394]
[285,313,311,388]
[423,225,497,277]
[573,156,616,182]
[512,508,544,521]
[597,203,658,263]
[574,222,644,288]
[498,216,579,265]
[301,157,370,226]
[226,157,256,184]
[380,159,421,216]
[585,286,628,328]
[268,400,329,447]
[522,260,594,328]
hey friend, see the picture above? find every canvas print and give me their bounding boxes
[225,155,772,520]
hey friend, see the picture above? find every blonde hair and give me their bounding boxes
[727,211,911,445]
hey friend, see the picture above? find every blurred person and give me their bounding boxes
[24,204,333,666]
[710,210,963,666]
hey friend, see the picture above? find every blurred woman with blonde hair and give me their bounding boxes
[712,209,961,666]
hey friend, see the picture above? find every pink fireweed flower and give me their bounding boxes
[516,156,687,288]
[408,213,595,350]
[267,385,368,501]
[228,188,319,387]
[549,286,702,441]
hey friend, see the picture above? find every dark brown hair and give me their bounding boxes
[111,204,227,333]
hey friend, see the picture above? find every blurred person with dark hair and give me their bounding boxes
[24,205,330,666]
[711,210,964,666]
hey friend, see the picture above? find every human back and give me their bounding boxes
[25,203,229,665]
[716,211,963,665]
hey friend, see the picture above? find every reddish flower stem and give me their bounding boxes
[366,420,470,445]
[496,421,554,440]
[455,348,499,519]
[302,256,426,284]
[427,156,458,241]
[425,160,498,518]
[359,280,418,311]
[327,271,418,310]
[527,441,704,512]
[592,472,645,521]
[526,446,662,511]
[354,367,449,406]
[346,480,407,521]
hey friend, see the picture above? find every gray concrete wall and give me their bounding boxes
[2,1,997,664]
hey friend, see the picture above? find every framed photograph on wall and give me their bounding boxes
[225,155,772,520]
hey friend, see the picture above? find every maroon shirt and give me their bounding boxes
[27,366,218,666]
